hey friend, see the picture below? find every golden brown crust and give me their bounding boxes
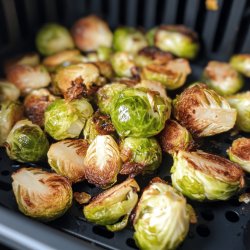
[145,64,178,79]
[231,138,250,161]
[92,111,115,135]
[63,139,89,157]
[120,162,145,177]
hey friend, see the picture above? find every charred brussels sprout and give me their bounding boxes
[133,177,190,250]
[159,120,194,154]
[44,98,93,140]
[230,54,250,77]
[110,88,171,137]
[84,135,121,188]
[202,61,243,96]
[36,23,74,56]
[6,120,49,162]
[227,91,250,132]
[48,139,88,183]
[113,27,147,54]
[173,83,237,137]
[120,137,162,176]
[12,167,72,221]
[72,15,112,52]
[0,101,23,146]
[227,138,250,173]
[0,81,20,102]
[84,178,139,231]
[171,150,244,201]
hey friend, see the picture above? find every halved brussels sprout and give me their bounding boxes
[141,59,191,90]
[171,150,244,201]
[120,137,162,176]
[24,88,56,127]
[48,139,88,183]
[230,54,250,77]
[6,64,51,96]
[44,98,93,140]
[36,23,74,56]
[113,27,148,54]
[149,25,199,59]
[0,101,23,146]
[110,88,171,137]
[12,167,72,221]
[83,112,115,143]
[227,138,250,173]
[84,178,139,231]
[202,61,243,96]
[133,177,189,250]
[159,119,194,154]
[227,91,250,132]
[173,83,237,137]
[6,120,49,162]
[0,80,20,102]
[71,15,113,52]
[84,135,121,188]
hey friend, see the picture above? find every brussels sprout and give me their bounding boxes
[6,64,51,96]
[12,167,72,221]
[36,23,74,56]
[74,192,91,205]
[48,139,88,183]
[97,83,127,114]
[84,178,139,231]
[120,137,162,176]
[202,61,243,96]
[110,88,171,137]
[149,25,199,59]
[227,138,250,173]
[6,120,49,162]
[84,135,121,188]
[97,46,112,61]
[24,89,56,127]
[83,112,115,143]
[71,15,113,52]
[171,150,244,201]
[0,101,23,146]
[141,59,191,90]
[227,91,250,132]
[230,54,250,77]
[173,83,237,137]
[111,52,137,78]
[133,177,189,250]
[45,98,93,140]
[113,27,148,54]
[159,120,194,154]
[93,61,114,79]
[0,80,20,102]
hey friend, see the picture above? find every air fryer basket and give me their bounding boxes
[0,0,250,250]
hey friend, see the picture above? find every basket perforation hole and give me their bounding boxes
[126,238,138,249]
[225,211,239,223]
[1,170,10,176]
[0,181,11,191]
[196,224,210,237]
[200,210,214,221]
[92,225,114,239]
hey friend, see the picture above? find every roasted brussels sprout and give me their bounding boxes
[36,23,74,56]
[48,139,88,183]
[12,167,72,221]
[173,83,237,137]
[24,89,56,127]
[171,150,244,201]
[133,177,189,250]
[92,61,114,79]
[71,15,113,52]
[6,120,49,162]
[148,25,199,59]
[141,58,191,90]
[84,178,139,231]
[110,88,171,137]
[227,138,250,173]
[84,135,121,188]
[159,120,194,154]
[6,64,51,96]
[227,91,250,132]
[0,101,23,146]
[113,27,147,54]
[120,137,162,176]
[97,46,112,61]
[230,54,250,77]
[44,98,93,140]
[202,61,243,96]
[0,80,20,102]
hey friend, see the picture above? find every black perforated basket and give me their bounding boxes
[0,1,250,250]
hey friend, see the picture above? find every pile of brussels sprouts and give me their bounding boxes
[1,15,250,250]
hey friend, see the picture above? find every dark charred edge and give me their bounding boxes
[92,111,115,135]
